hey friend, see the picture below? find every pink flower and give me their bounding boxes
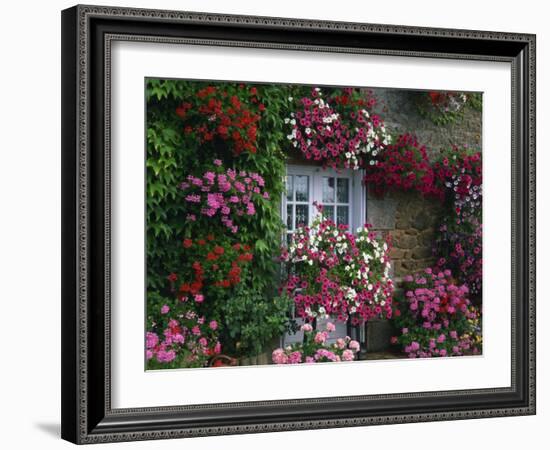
[160,304,170,314]
[194,294,204,303]
[213,159,222,166]
[156,349,176,363]
[342,349,355,361]
[326,322,336,332]
[348,340,360,352]
[288,351,303,364]
[301,323,313,332]
[336,338,346,349]
[209,320,218,330]
[314,332,327,344]
[272,348,288,364]
[145,332,158,349]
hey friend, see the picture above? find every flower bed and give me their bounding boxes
[391,267,482,358]
[146,302,221,368]
[272,322,361,364]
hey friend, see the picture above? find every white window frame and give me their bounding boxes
[283,164,366,234]
[280,164,367,347]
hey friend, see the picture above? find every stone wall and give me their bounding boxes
[366,88,482,278]
[372,88,482,154]
[367,191,441,277]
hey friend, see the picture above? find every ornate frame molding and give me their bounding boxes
[61,4,536,444]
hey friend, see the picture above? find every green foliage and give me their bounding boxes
[146,78,297,359]
[467,92,483,112]
[220,284,293,357]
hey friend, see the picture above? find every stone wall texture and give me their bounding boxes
[366,88,482,278]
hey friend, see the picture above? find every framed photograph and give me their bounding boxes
[61,4,536,444]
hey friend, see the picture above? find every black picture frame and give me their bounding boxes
[61,4,536,444]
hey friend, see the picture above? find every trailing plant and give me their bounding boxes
[363,133,442,199]
[432,145,483,297]
[285,87,391,169]
[280,209,394,325]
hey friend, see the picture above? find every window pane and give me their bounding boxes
[286,204,293,230]
[295,175,309,201]
[337,178,349,203]
[286,233,293,247]
[286,175,293,201]
[323,205,334,221]
[322,177,335,203]
[295,204,309,228]
[337,206,349,225]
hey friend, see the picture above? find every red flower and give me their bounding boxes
[183,238,193,248]
[167,273,178,282]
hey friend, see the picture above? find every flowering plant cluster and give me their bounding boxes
[169,234,254,304]
[280,210,393,325]
[417,91,469,125]
[434,218,482,296]
[272,322,361,364]
[146,302,222,368]
[432,145,482,296]
[433,145,482,222]
[175,84,264,155]
[180,160,270,233]
[390,267,482,358]
[285,87,391,169]
[363,134,441,198]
